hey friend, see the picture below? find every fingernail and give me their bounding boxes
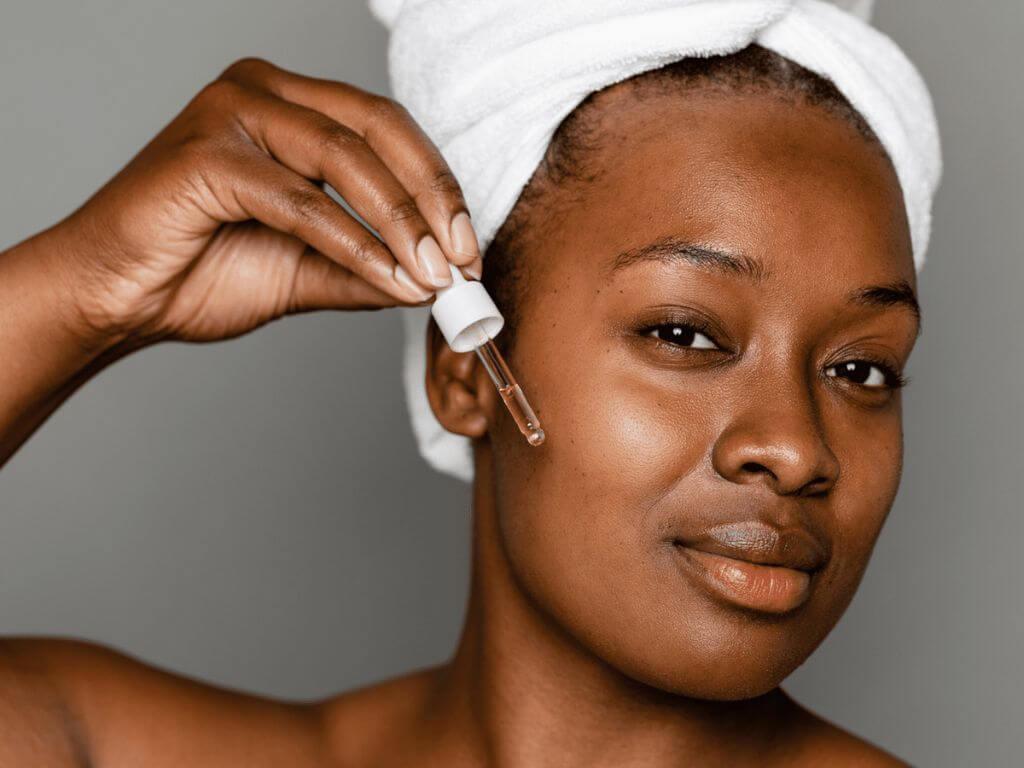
[416,235,453,288]
[394,264,432,301]
[450,211,480,261]
[463,256,483,280]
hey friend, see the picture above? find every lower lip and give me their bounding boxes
[674,545,814,615]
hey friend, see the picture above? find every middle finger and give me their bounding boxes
[232,88,456,292]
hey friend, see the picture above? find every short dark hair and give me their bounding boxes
[480,43,885,356]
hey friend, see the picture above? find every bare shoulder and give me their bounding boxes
[0,637,328,768]
[781,694,911,767]
[317,664,443,763]
[0,639,90,766]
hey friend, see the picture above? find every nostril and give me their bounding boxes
[800,475,835,498]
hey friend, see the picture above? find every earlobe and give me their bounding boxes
[424,317,492,439]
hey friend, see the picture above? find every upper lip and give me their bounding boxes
[674,520,829,573]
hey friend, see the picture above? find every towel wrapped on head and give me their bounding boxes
[367,0,942,483]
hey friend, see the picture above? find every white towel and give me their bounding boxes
[368,0,943,483]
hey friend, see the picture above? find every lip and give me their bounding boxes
[678,521,829,572]
[673,545,816,614]
[671,520,829,615]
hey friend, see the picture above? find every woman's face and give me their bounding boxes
[479,85,919,699]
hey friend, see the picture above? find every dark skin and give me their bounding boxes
[0,58,916,766]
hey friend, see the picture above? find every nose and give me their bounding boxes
[711,376,840,497]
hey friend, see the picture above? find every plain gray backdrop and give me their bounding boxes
[1,1,1020,765]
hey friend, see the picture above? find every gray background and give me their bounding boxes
[0,1,1019,765]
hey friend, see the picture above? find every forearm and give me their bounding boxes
[0,227,139,468]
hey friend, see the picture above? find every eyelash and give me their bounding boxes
[639,321,909,391]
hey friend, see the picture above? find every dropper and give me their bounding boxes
[431,263,545,446]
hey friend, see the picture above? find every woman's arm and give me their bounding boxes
[0,57,485,762]
[0,637,328,768]
[0,227,140,467]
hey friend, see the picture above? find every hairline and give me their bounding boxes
[482,46,894,358]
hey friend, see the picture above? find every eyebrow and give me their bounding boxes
[609,237,769,284]
[848,281,921,334]
[609,236,922,335]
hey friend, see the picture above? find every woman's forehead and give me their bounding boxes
[538,88,913,287]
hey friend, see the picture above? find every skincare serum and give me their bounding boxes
[430,263,545,446]
[475,338,545,446]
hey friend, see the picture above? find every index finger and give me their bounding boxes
[222,59,482,272]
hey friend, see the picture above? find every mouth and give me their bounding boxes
[672,543,818,615]
[670,521,829,616]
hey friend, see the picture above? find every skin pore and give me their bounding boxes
[330,77,919,765]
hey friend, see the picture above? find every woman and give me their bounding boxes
[0,9,934,768]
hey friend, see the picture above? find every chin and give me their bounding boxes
[550,568,850,703]
[595,619,822,701]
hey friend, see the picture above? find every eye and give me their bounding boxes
[645,323,719,350]
[825,360,906,390]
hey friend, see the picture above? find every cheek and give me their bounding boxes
[551,378,700,495]
[824,406,905,588]
[518,342,714,546]
[493,338,717,654]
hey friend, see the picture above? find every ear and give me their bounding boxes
[424,316,495,439]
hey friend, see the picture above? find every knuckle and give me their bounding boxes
[349,233,388,268]
[220,56,274,83]
[283,185,328,230]
[384,197,422,226]
[428,167,463,199]
[169,114,240,168]
[364,95,405,126]
[321,122,361,155]
[193,78,246,111]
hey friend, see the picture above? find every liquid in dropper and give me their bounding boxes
[474,338,545,446]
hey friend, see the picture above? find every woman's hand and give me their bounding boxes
[51,56,482,346]
[0,57,484,466]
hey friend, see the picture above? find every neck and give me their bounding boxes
[418,442,804,767]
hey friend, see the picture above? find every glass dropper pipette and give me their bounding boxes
[474,337,545,446]
[430,263,545,447]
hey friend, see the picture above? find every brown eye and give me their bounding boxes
[646,323,719,350]
[826,360,903,389]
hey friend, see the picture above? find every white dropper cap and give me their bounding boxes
[431,262,504,353]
